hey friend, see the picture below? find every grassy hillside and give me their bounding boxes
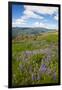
[12,31,59,87]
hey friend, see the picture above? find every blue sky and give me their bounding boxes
[12,4,58,29]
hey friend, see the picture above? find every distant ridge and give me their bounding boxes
[12,27,57,38]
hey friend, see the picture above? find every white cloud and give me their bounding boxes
[16,19,25,23]
[54,14,58,21]
[24,5,58,15]
[45,23,58,30]
[33,22,45,28]
[12,19,26,27]
[33,21,58,29]
[23,10,43,19]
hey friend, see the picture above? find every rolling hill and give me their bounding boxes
[12,27,56,38]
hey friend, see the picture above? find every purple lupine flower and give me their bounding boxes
[32,73,35,81]
[53,72,56,80]
[39,64,47,73]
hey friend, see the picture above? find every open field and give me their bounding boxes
[12,31,59,87]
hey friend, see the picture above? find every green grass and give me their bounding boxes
[12,32,58,54]
[12,31,59,87]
